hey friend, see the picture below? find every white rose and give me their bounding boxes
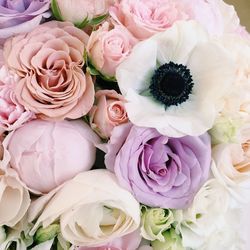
[212,125,250,207]
[174,179,229,249]
[29,170,140,247]
[0,169,30,227]
[116,21,236,137]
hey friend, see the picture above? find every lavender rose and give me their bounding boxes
[0,0,51,44]
[105,124,211,209]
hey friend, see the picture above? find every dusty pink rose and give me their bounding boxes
[109,0,189,40]
[6,119,100,194]
[87,22,137,77]
[77,229,141,250]
[55,0,114,24]
[89,90,128,139]
[0,66,34,131]
[3,21,94,121]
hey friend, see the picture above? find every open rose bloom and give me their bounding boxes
[0,0,250,249]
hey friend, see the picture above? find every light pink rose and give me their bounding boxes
[87,22,137,77]
[77,229,141,250]
[6,119,100,194]
[109,0,189,40]
[109,0,246,40]
[89,90,128,139]
[3,21,95,121]
[55,0,114,24]
[0,66,34,131]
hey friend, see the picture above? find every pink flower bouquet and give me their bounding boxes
[0,0,249,249]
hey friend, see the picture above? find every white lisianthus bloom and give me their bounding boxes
[211,35,250,143]
[0,169,30,228]
[174,179,229,249]
[199,209,244,250]
[116,21,236,137]
[29,170,140,247]
[212,125,250,207]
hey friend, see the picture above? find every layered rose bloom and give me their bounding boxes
[3,21,94,120]
[87,22,137,77]
[105,124,211,209]
[0,0,51,44]
[89,90,128,139]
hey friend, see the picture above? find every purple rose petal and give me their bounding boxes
[105,123,211,209]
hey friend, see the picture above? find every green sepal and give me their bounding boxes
[51,0,63,21]
[75,17,89,29]
[88,14,108,26]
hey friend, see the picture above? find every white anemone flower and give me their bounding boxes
[116,21,236,137]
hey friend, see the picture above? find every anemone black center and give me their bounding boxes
[149,62,194,108]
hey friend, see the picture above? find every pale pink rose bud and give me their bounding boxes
[7,120,100,194]
[87,22,138,77]
[89,90,128,139]
[54,0,114,24]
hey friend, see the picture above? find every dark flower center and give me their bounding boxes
[149,62,194,108]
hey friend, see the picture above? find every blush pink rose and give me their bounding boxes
[77,229,141,250]
[110,0,246,40]
[109,0,189,40]
[87,22,137,77]
[6,119,100,194]
[89,90,128,139]
[3,21,95,121]
[0,66,34,131]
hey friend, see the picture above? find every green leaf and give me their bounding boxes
[88,14,108,26]
[75,17,89,29]
[51,0,63,21]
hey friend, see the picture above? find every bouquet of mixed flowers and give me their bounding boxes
[0,0,250,249]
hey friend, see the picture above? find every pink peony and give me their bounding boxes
[77,230,141,250]
[89,90,128,139]
[7,119,100,194]
[87,22,137,77]
[3,21,95,121]
[0,66,34,131]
